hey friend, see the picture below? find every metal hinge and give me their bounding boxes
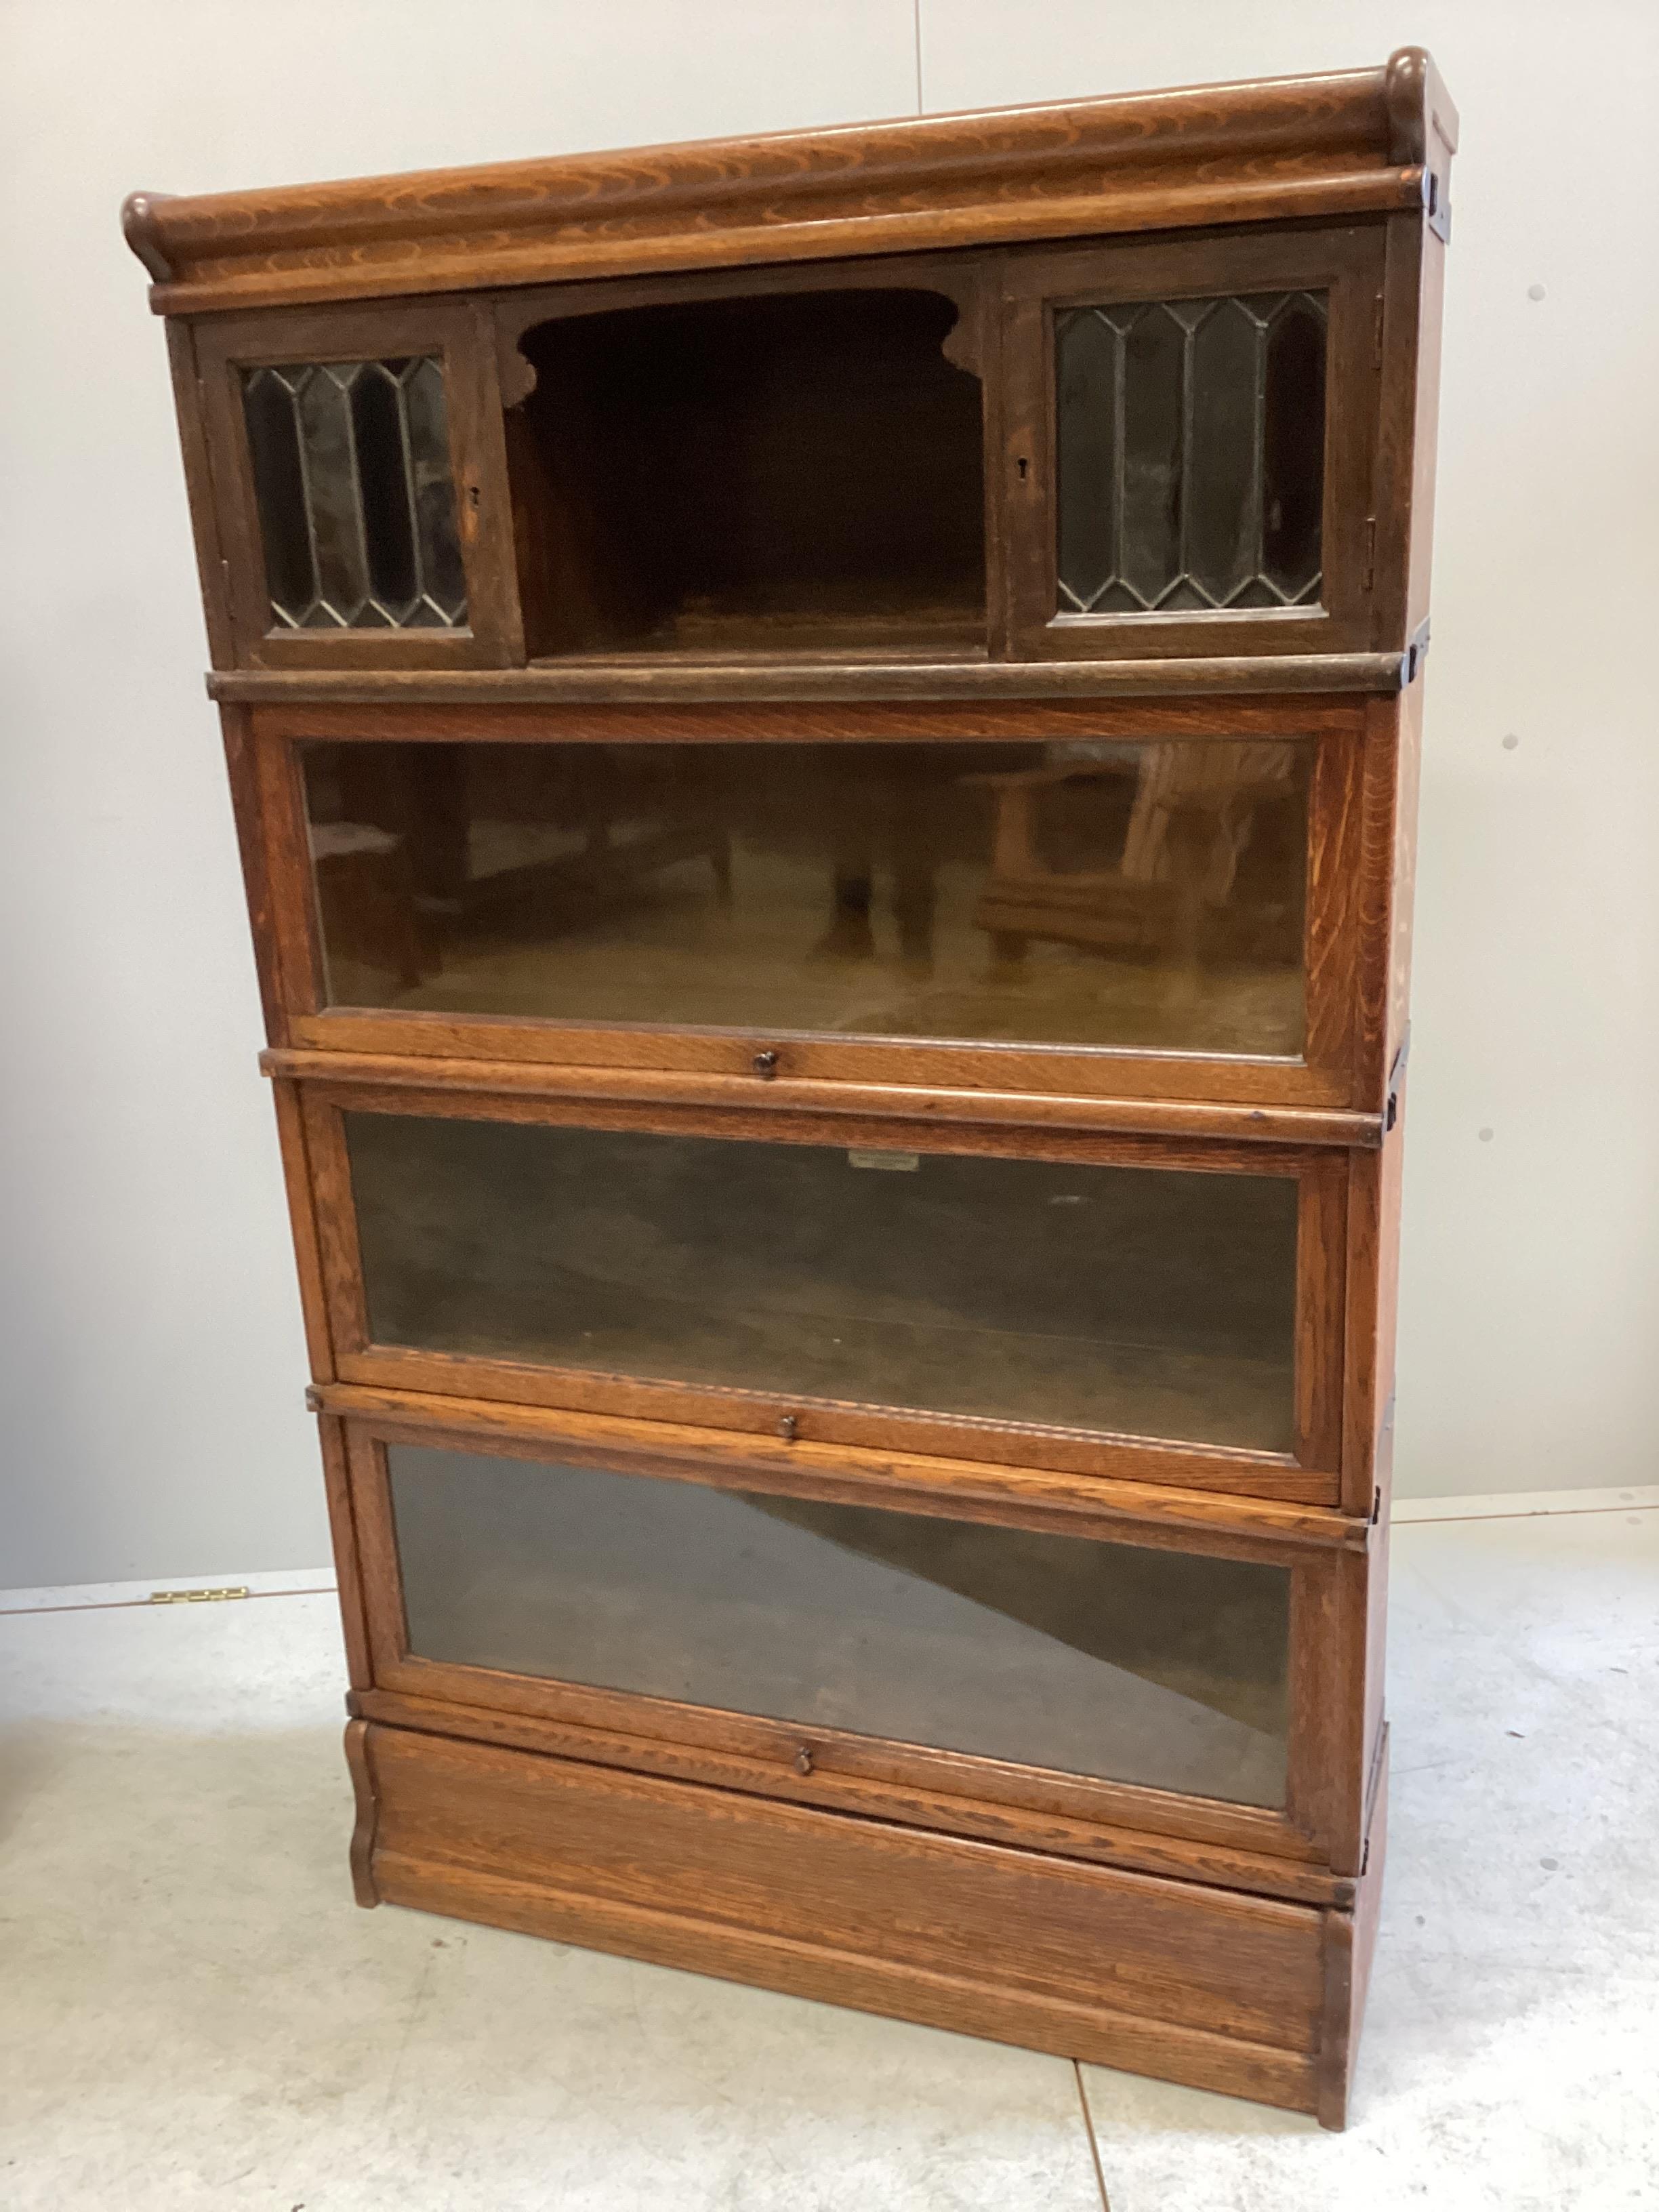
[1360,1837,1371,1876]
[1373,292,1385,368]
[1363,516,1377,592]
[1424,165,1452,245]
[1385,1027,1411,1132]
[148,1586,249,1605]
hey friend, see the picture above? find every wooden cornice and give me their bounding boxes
[123,47,1457,317]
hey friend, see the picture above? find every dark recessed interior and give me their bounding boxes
[506,288,987,659]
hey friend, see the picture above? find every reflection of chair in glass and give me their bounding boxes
[971,743,1300,1008]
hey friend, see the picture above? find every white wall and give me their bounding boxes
[1,2,1654,1586]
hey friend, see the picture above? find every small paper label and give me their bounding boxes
[847,1149,920,1172]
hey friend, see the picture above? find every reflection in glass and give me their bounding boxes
[239,359,467,632]
[303,739,1311,1057]
[348,1115,1300,1452]
[1056,291,1328,617]
[390,1443,1292,1805]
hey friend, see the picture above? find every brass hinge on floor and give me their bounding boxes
[147,1586,250,1605]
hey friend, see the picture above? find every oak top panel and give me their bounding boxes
[123,49,1456,317]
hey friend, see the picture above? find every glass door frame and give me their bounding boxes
[1000,223,1390,663]
[244,695,1389,1113]
[193,300,523,671]
[333,1401,1369,1883]
[293,1076,1350,1505]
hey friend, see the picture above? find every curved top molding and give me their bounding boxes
[123,47,1456,318]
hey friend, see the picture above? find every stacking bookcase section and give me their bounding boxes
[244,693,1401,1114]
[292,1080,1348,1503]
[130,45,1452,2127]
[319,1389,1382,2113]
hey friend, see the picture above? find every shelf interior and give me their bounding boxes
[507,287,987,658]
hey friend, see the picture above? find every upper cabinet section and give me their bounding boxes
[132,48,1454,687]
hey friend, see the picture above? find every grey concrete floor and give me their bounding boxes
[1,1507,1655,2209]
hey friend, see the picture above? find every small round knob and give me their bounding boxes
[753,1048,780,1078]
[777,1413,798,1443]
[794,1746,815,1776]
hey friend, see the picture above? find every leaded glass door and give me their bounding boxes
[194,299,521,669]
[1002,225,1389,661]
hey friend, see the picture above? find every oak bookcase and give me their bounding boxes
[125,46,1454,2126]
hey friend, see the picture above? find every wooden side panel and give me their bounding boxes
[344,1717,381,1906]
[165,321,234,668]
[363,1721,1327,2113]
[1316,1726,1388,2129]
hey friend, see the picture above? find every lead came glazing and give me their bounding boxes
[240,356,468,631]
[1056,291,1328,616]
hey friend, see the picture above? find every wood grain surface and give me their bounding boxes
[124,52,1452,316]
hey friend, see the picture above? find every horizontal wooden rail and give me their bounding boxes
[261,1048,1384,1150]
[312,1380,1375,1552]
[208,651,1415,708]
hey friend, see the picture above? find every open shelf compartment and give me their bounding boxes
[504,285,988,660]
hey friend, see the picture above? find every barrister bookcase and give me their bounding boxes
[125,46,1454,2126]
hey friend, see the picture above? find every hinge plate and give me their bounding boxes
[1364,516,1377,593]
[1425,165,1452,245]
[148,1586,249,1605]
[1385,1026,1412,1131]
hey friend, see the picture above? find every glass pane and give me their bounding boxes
[1263,302,1327,600]
[302,739,1311,1058]
[1054,289,1327,616]
[1119,304,1186,607]
[350,365,417,615]
[1054,310,1119,611]
[241,369,315,623]
[298,366,369,625]
[239,355,466,633]
[348,1115,1300,1452]
[389,1442,1292,1806]
[403,358,468,621]
[1186,300,1263,605]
